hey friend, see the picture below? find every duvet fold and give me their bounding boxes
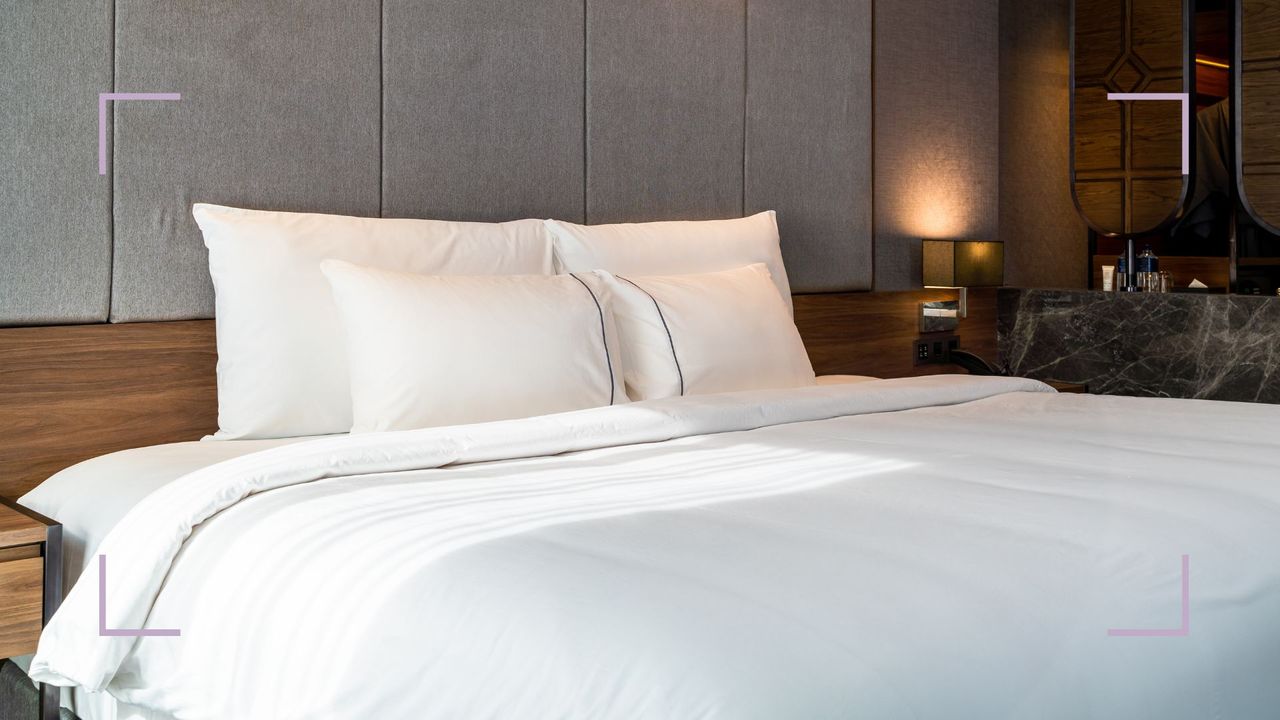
[29,375,1050,692]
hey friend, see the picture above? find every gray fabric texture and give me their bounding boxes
[585,0,746,224]
[382,0,586,223]
[0,0,112,325]
[5,1,889,324]
[0,660,78,720]
[999,0,1088,288]
[873,0,1000,291]
[109,0,382,322]
[745,0,874,293]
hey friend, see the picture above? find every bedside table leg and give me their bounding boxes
[39,681,58,720]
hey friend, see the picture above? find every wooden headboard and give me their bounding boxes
[0,321,217,499]
[0,289,994,500]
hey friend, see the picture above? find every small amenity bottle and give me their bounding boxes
[1136,246,1160,292]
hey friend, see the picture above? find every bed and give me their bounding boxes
[16,375,1280,719]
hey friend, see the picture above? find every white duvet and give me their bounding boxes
[23,376,1280,719]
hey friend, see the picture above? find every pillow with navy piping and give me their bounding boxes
[321,260,627,432]
[599,264,815,401]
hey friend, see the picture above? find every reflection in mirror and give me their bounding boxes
[1238,0,1280,231]
[1072,0,1192,237]
[1237,0,1280,294]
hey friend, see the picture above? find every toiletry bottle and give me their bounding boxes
[1137,246,1159,292]
[1116,253,1127,292]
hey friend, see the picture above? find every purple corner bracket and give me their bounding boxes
[1107,554,1190,638]
[97,92,181,176]
[1106,92,1190,176]
[98,554,181,637]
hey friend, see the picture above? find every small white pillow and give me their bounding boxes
[321,261,627,433]
[544,212,794,313]
[195,204,555,439]
[601,264,815,401]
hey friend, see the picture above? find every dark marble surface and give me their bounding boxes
[998,288,1280,403]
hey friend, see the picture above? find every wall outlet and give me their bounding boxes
[915,340,931,365]
[914,335,959,366]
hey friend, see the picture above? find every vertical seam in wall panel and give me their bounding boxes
[741,0,749,217]
[868,0,877,290]
[582,0,589,224]
[107,0,117,320]
[379,0,385,217]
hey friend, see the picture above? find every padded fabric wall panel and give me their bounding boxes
[383,0,585,223]
[745,0,873,293]
[586,0,746,224]
[999,0,1086,288]
[873,0,1000,291]
[111,1,382,321]
[0,1,112,326]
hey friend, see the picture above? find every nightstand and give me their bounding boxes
[1044,380,1089,394]
[0,498,62,720]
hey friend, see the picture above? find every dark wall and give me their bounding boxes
[999,0,1089,288]
[874,0,1001,290]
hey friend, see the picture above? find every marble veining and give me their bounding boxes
[998,289,1280,404]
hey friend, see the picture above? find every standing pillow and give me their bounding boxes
[320,261,627,433]
[194,204,555,439]
[600,263,815,401]
[544,212,794,313]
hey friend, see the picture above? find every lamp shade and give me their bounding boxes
[922,240,1004,288]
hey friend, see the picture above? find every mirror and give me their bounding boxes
[1073,0,1280,294]
[1236,0,1280,294]
[1072,0,1193,236]
[1238,0,1280,233]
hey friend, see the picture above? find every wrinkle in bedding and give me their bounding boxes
[23,377,1280,719]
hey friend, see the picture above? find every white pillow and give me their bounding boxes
[320,261,627,433]
[544,212,794,313]
[600,263,815,401]
[195,204,555,440]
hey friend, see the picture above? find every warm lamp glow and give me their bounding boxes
[891,154,990,240]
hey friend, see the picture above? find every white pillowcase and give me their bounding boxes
[195,204,555,440]
[544,212,794,313]
[321,261,627,433]
[601,263,815,401]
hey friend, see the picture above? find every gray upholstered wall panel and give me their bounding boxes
[382,0,585,223]
[745,0,873,293]
[110,1,382,321]
[1000,0,1088,288]
[0,1,112,326]
[586,0,746,224]
[873,0,1000,291]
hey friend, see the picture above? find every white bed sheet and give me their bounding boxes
[20,376,1280,719]
[19,437,317,720]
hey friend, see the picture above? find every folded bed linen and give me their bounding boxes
[20,376,1280,720]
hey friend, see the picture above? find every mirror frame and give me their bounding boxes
[1070,0,1195,238]
[1235,0,1280,236]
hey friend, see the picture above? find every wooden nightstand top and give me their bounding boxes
[1044,380,1089,394]
[0,500,51,548]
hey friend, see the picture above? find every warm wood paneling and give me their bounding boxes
[0,504,48,548]
[1072,0,1189,236]
[1239,0,1280,232]
[0,556,43,658]
[0,321,217,499]
[794,289,998,378]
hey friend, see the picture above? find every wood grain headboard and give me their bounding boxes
[0,321,217,499]
[0,289,994,500]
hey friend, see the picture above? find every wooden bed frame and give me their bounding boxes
[0,289,994,500]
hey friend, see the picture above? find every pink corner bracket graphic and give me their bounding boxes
[1106,92,1190,176]
[98,554,181,637]
[98,92,182,176]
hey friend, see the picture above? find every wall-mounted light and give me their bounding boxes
[920,239,1005,331]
